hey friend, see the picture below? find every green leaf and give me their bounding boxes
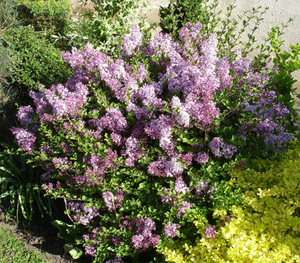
[64,243,83,259]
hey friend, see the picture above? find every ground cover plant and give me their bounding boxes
[11,19,298,262]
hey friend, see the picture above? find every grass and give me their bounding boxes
[0,226,47,263]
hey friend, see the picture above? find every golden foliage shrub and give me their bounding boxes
[158,141,300,262]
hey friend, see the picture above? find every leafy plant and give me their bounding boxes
[0,25,71,91]
[59,0,153,54]
[0,148,53,223]
[17,0,71,35]
[0,0,19,32]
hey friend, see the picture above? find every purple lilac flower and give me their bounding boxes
[82,227,101,241]
[16,105,34,126]
[29,82,89,121]
[131,218,160,250]
[170,96,190,127]
[164,157,184,177]
[123,136,143,167]
[84,244,97,257]
[11,127,36,153]
[61,142,73,153]
[123,25,143,57]
[164,222,180,238]
[263,126,295,149]
[208,137,237,159]
[204,225,217,239]
[42,183,53,191]
[68,202,99,225]
[148,157,184,177]
[179,152,193,166]
[131,232,160,250]
[52,157,73,172]
[61,46,85,68]
[174,177,190,194]
[195,151,209,164]
[208,137,224,157]
[102,190,124,211]
[176,201,192,217]
[110,132,123,146]
[94,107,128,133]
[147,32,183,63]
[195,180,216,199]
[40,145,53,156]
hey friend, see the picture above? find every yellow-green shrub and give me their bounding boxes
[158,141,300,262]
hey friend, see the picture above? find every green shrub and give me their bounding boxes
[1,25,71,91]
[0,0,19,31]
[60,0,153,54]
[158,140,300,262]
[17,0,71,34]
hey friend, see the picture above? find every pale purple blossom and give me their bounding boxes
[176,201,192,217]
[174,177,190,194]
[16,106,34,126]
[102,190,124,211]
[204,225,217,239]
[208,137,237,159]
[164,222,180,238]
[11,127,36,153]
[68,202,99,225]
[123,25,143,57]
[195,151,209,164]
[52,157,73,172]
[131,218,160,250]
[195,180,216,199]
[84,244,97,257]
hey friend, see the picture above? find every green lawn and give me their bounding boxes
[0,226,47,263]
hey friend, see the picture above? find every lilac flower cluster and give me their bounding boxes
[204,225,217,239]
[68,201,99,226]
[241,90,294,149]
[164,222,180,238]
[208,137,237,159]
[131,218,160,250]
[195,180,216,199]
[11,127,36,153]
[102,190,124,211]
[82,227,101,257]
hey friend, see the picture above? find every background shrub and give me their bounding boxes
[59,0,153,54]
[17,0,71,35]
[1,25,71,91]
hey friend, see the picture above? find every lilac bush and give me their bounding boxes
[12,22,295,262]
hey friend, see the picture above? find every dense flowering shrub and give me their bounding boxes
[12,23,295,261]
[158,140,300,262]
